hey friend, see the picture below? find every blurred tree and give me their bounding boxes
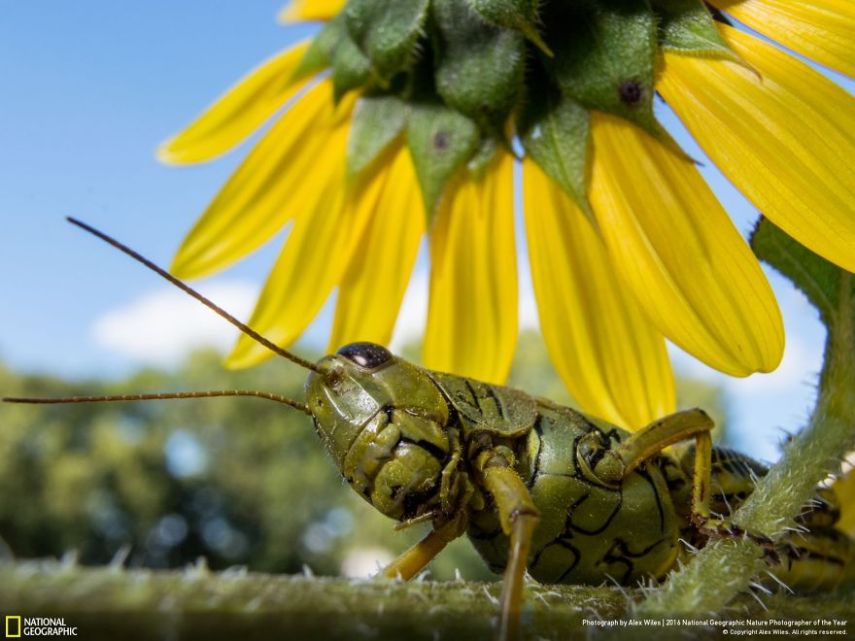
[0,332,726,581]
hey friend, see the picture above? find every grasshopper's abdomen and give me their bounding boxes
[672,446,855,591]
[775,527,855,590]
[467,400,682,585]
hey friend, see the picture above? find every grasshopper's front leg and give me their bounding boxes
[382,514,466,580]
[590,408,715,523]
[476,448,540,641]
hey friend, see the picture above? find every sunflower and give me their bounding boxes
[159,0,854,430]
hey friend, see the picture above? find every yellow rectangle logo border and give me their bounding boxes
[5,615,22,638]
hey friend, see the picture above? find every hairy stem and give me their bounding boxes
[734,274,854,536]
[639,274,855,615]
[2,561,853,640]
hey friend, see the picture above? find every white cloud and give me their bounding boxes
[91,280,259,367]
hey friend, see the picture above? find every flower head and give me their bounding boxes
[159,0,853,430]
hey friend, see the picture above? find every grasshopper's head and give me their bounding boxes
[305,342,451,520]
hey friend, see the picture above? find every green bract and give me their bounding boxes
[518,79,591,219]
[297,0,736,219]
[407,99,480,215]
[347,94,408,178]
[345,0,430,77]
[653,0,736,59]
[432,0,525,131]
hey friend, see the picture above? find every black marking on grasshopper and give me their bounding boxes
[782,536,847,570]
[713,447,767,478]
[483,385,506,421]
[793,550,846,567]
[462,379,479,405]
[636,467,666,535]
[551,540,583,583]
[564,489,623,537]
[569,431,587,481]
[462,378,505,421]
[399,436,448,462]
[526,533,582,585]
[599,546,633,584]
[600,537,671,584]
[555,550,582,583]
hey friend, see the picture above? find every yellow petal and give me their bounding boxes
[328,144,424,350]
[523,160,675,430]
[589,112,784,377]
[225,141,385,369]
[278,0,345,23]
[158,41,311,164]
[659,25,855,273]
[709,0,855,78]
[172,83,356,280]
[423,152,517,384]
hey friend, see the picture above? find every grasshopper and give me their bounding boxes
[5,219,854,641]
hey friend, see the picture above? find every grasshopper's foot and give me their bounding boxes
[691,514,779,561]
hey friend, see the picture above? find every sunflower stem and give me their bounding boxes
[732,273,854,537]
[637,251,855,615]
[3,560,855,638]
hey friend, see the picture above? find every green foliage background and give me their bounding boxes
[0,331,725,579]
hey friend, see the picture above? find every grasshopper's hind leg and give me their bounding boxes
[592,408,716,523]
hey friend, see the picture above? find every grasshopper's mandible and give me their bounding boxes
[6,220,853,641]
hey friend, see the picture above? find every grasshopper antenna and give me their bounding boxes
[3,391,311,415]
[65,217,320,374]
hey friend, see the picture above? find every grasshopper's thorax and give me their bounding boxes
[305,342,466,522]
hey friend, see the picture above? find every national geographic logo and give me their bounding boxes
[4,616,78,637]
[4,617,20,639]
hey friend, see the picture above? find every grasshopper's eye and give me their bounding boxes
[337,342,392,369]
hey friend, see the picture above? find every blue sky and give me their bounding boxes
[0,3,847,461]
[0,3,312,371]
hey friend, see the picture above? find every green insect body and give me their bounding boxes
[8,220,854,641]
[466,396,680,586]
[307,343,855,593]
